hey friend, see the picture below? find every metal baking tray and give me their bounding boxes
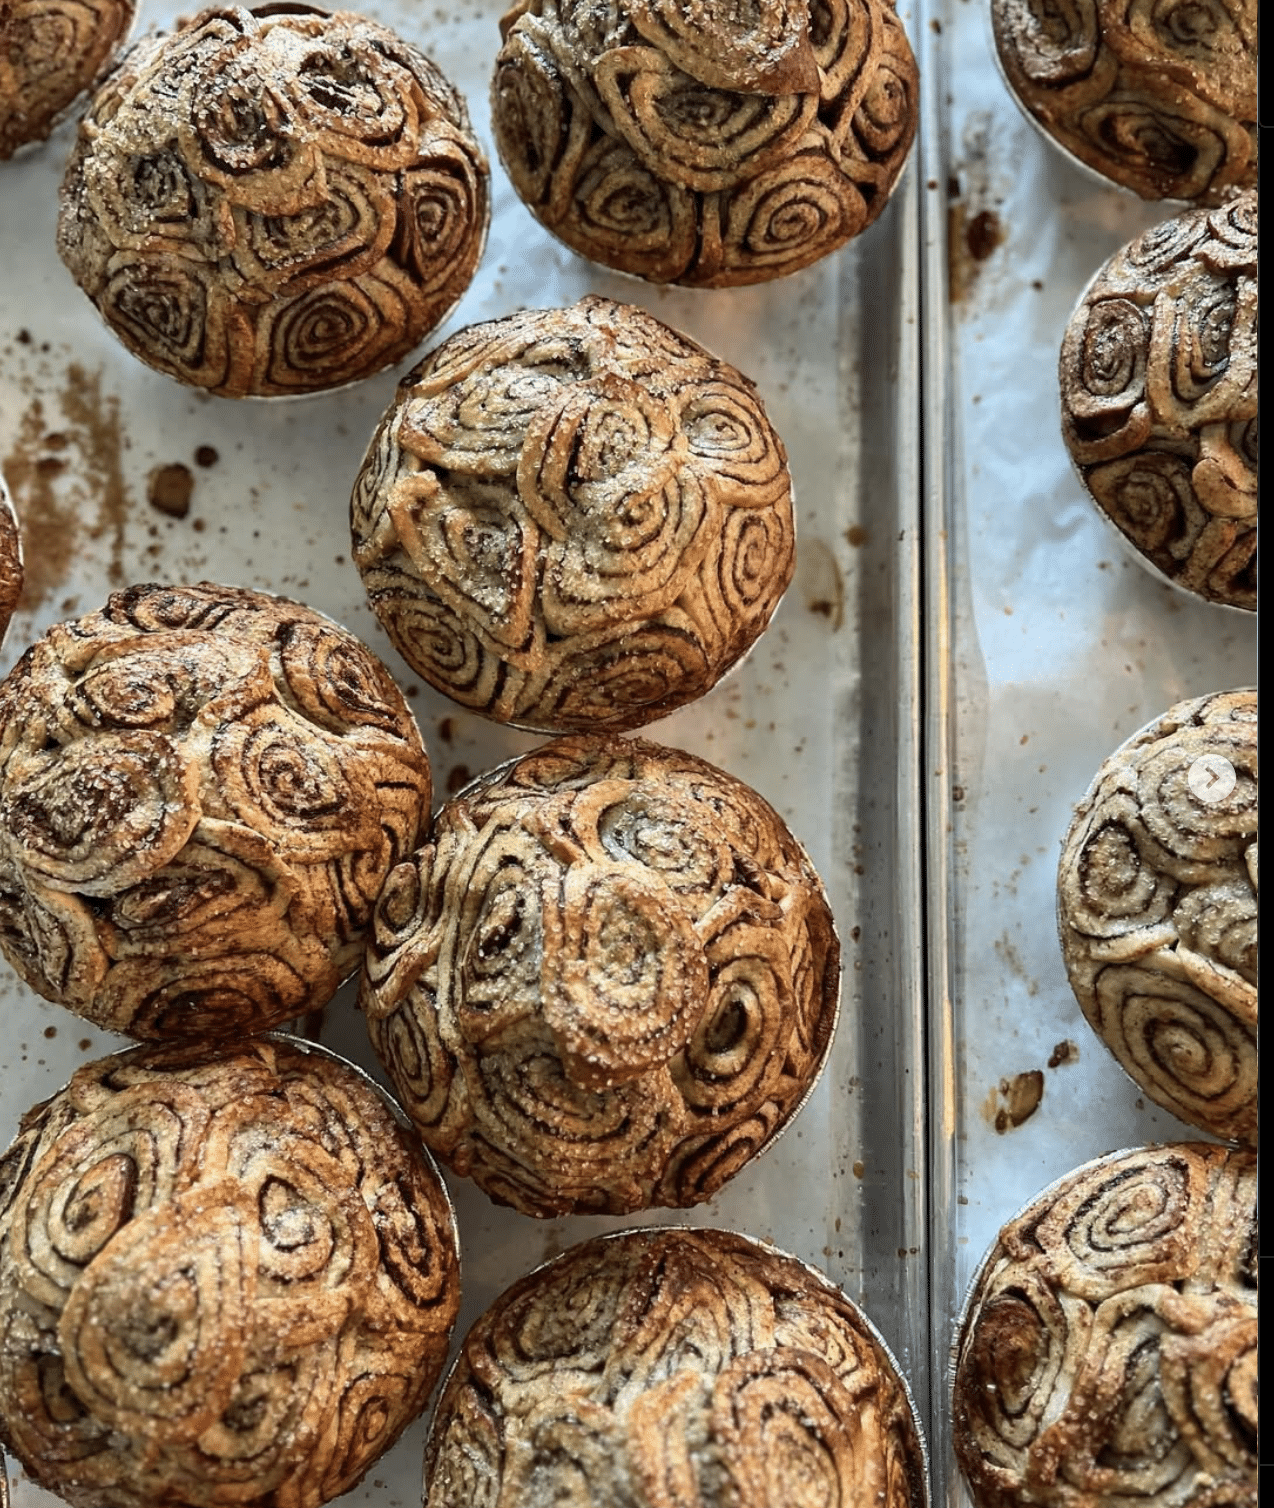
[0,0,930,1498]
[915,1,1260,1504]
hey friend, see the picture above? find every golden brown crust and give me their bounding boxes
[0,581,432,1039]
[0,1037,461,1508]
[490,0,918,286]
[0,0,135,158]
[0,474,21,652]
[352,296,796,733]
[55,4,489,397]
[425,1226,926,1508]
[1056,690,1257,1145]
[990,0,1256,202]
[360,734,840,1217]
[1059,195,1257,611]
[952,1143,1258,1508]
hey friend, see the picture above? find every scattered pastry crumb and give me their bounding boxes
[147,463,194,518]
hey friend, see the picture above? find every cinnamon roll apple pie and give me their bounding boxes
[360,734,840,1217]
[0,582,432,1039]
[0,1036,461,1508]
[991,0,1256,201]
[953,1142,1257,1508]
[55,4,489,396]
[424,1226,927,1508]
[1060,194,1257,611]
[0,0,134,158]
[490,0,919,284]
[352,296,796,733]
[1056,690,1257,1144]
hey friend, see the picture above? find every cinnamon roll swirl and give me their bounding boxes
[991,0,1255,201]
[55,5,488,397]
[1056,690,1257,1144]
[490,0,917,285]
[0,1036,460,1508]
[424,1227,925,1508]
[0,582,431,1039]
[1060,195,1256,610]
[352,297,795,733]
[0,0,134,158]
[360,734,839,1217]
[953,1143,1257,1508]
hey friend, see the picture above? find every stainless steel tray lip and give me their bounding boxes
[421,1219,933,1507]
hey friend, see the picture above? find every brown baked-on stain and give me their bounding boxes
[147,463,194,519]
[949,203,1006,302]
[444,763,471,794]
[1,365,130,612]
[1048,1038,1079,1068]
[193,445,219,468]
[985,1069,1044,1133]
[965,209,1003,262]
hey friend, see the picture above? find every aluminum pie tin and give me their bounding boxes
[423,1222,930,1505]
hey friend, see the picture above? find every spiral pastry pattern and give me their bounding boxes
[54,4,488,397]
[1056,690,1256,1144]
[0,1037,460,1508]
[0,0,135,158]
[953,1143,1257,1508]
[490,0,917,285]
[360,734,839,1216]
[424,1227,925,1508]
[990,0,1255,201]
[352,297,795,733]
[1059,196,1257,610]
[0,582,431,1039]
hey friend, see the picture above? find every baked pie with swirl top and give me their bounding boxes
[360,734,840,1217]
[0,1035,461,1508]
[0,582,432,1039]
[991,0,1256,202]
[1057,690,1257,1145]
[352,296,796,733]
[953,1142,1257,1508]
[55,4,489,397]
[490,0,918,284]
[1060,194,1257,611]
[424,1226,927,1508]
[0,0,134,158]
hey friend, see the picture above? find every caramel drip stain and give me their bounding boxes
[984,1070,1044,1133]
[2,366,130,611]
